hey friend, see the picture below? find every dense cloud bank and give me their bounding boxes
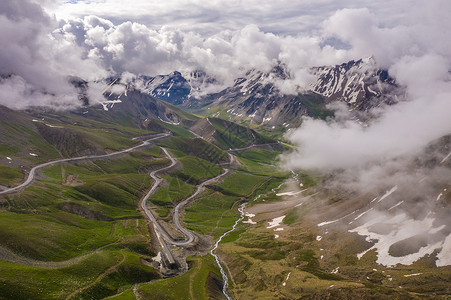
[282,2,451,179]
[0,0,106,109]
[3,0,448,111]
[1,1,450,175]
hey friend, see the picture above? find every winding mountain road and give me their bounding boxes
[173,167,230,244]
[141,147,230,246]
[226,142,280,152]
[0,133,171,195]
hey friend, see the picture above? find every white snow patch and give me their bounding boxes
[436,233,451,267]
[316,235,322,241]
[158,118,180,125]
[367,85,379,96]
[318,211,356,227]
[243,212,256,225]
[282,272,291,286]
[404,273,422,277]
[267,216,285,229]
[274,228,284,231]
[377,186,398,203]
[100,99,122,111]
[45,123,63,128]
[331,267,339,274]
[276,191,302,196]
[29,153,38,157]
[440,151,451,164]
[320,255,324,260]
[430,225,446,234]
[6,157,11,160]
[436,193,443,201]
[274,234,279,239]
[349,208,373,225]
[388,201,404,211]
[271,183,284,193]
[152,252,162,263]
[349,212,445,267]
[295,202,303,208]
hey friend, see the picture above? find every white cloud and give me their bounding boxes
[282,2,451,193]
[50,0,413,36]
[2,0,450,115]
[0,0,106,109]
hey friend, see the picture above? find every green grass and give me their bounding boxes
[236,156,283,175]
[73,251,159,300]
[0,250,159,300]
[157,136,228,163]
[283,208,300,225]
[0,143,20,156]
[220,229,246,244]
[0,120,61,163]
[185,190,240,239]
[84,155,162,174]
[174,156,223,183]
[75,180,141,209]
[0,211,145,261]
[0,165,24,186]
[137,255,221,300]
[149,176,194,212]
[215,171,271,197]
[299,93,334,120]
[144,119,195,138]
[296,249,343,281]
[104,289,136,300]
[208,117,274,150]
[42,164,63,180]
[237,149,280,163]
[160,101,201,122]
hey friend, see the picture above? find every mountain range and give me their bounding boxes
[120,57,402,128]
[1,57,450,299]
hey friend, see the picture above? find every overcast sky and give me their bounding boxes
[1,0,450,124]
[1,0,450,195]
[48,0,411,36]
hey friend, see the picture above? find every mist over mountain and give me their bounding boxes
[1,0,451,298]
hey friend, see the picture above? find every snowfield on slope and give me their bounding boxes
[349,212,450,267]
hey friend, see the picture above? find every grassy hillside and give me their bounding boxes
[0,103,335,300]
[0,106,169,299]
[208,117,274,148]
[135,255,222,300]
[157,136,228,163]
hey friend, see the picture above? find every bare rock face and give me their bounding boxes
[136,58,401,127]
[310,57,399,109]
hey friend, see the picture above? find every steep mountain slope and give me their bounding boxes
[137,72,191,105]
[310,57,399,109]
[218,134,451,299]
[139,58,401,128]
[99,87,187,124]
[136,70,217,106]
[189,117,275,149]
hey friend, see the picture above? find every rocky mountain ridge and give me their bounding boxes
[131,58,401,126]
